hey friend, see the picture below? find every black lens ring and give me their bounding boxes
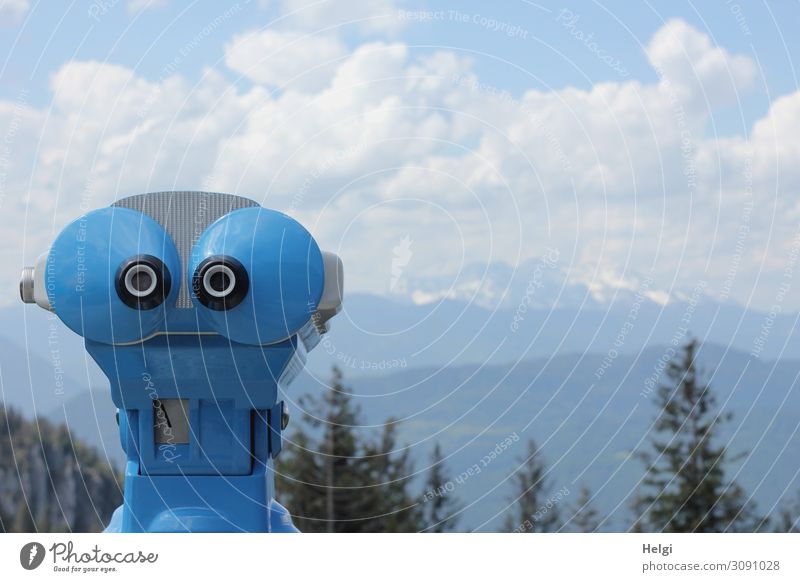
[192,255,249,311]
[116,255,171,311]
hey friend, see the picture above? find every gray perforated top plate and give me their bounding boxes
[113,191,259,308]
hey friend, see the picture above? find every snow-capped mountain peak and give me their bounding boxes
[391,258,677,311]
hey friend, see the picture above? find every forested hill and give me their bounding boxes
[0,405,121,532]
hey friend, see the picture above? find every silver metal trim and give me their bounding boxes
[20,266,35,303]
[113,191,259,308]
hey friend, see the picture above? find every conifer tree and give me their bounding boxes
[421,442,461,532]
[0,405,121,532]
[772,492,799,533]
[276,366,422,532]
[0,504,10,533]
[633,340,763,532]
[36,512,51,533]
[361,419,422,532]
[504,439,560,532]
[13,503,37,533]
[569,485,601,532]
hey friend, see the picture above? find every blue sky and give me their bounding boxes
[4,1,797,125]
[2,0,800,312]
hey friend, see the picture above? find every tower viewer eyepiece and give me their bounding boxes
[116,255,171,310]
[192,255,249,311]
[19,191,344,533]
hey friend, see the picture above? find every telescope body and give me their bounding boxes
[21,191,343,532]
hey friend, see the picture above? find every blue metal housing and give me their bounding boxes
[41,196,331,532]
[189,207,325,345]
[94,333,303,532]
[46,207,181,344]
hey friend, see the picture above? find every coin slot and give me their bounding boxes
[154,398,189,444]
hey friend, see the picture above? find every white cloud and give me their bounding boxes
[0,0,29,24]
[225,29,346,91]
[2,18,799,311]
[645,18,756,108]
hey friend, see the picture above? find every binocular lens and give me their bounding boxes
[203,264,236,297]
[125,264,157,297]
[116,256,171,310]
[193,256,248,311]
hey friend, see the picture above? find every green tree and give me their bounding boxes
[0,405,121,533]
[772,492,800,533]
[276,367,422,532]
[420,443,461,532]
[568,485,601,532]
[633,339,763,532]
[361,419,422,532]
[13,504,36,533]
[36,512,51,533]
[504,439,560,532]
[0,504,11,533]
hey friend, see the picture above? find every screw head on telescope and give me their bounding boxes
[281,402,290,430]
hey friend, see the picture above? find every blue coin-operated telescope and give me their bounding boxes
[19,191,343,532]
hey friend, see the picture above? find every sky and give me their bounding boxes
[1,0,800,311]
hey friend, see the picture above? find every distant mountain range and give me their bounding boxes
[392,257,670,310]
[4,287,800,403]
[307,289,800,377]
